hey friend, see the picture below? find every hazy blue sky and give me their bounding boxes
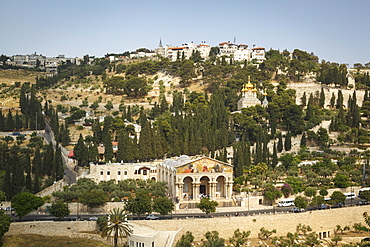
[1,0,369,66]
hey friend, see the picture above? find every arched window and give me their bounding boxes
[107,171,110,176]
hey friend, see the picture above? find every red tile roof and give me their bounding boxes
[252,47,265,50]
[169,47,187,50]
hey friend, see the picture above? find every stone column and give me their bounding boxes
[193,182,200,200]
[226,181,234,199]
[175,182,184,201]
[210,182,217,199]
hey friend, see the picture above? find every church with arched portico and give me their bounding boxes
[157,155,234,208]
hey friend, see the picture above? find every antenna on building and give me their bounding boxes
[234,36,236,44]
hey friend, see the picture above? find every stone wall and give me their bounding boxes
[136,205,370,243]
[6,221,115,245]
[7,206,370,246]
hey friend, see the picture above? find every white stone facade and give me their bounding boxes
[157,155,234,203]
[82,156,234,205]
[84,161,159,183]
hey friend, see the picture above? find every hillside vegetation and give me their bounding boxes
[1,49,370,200]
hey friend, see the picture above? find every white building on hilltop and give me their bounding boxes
[155,39,264,63]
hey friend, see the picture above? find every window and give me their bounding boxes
[100,171,103,176]
[118,171,121,175]
[143,170,147,175]
[124,171,128,175]
[107,171,110,176]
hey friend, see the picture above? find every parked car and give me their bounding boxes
[317,204,330,210]
[89,216,98,221]
[5,207,15,211]
[358,200,369,206]
[146,214,159,220]
[291,207,305,213]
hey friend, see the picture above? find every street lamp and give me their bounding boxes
[350,175,353,207]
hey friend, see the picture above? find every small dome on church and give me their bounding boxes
[246,82,253,89]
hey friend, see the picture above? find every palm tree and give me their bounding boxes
[101,207,133,247]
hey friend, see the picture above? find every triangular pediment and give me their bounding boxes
[175,156,232,174]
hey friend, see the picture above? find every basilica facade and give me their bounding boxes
[157,155,234,206]
[81,155,234,208]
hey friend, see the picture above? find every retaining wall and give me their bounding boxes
[136,205,370,243]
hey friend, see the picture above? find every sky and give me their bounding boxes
[1,0,369,66]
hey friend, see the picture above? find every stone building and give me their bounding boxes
[81,155,234,208]
[237,76,268,110]
[157,155,234,208]
[84,161,159,183]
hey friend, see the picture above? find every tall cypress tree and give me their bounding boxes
[6,110,14,131]
[277,133,283,153]
[116,129,126,162]
[74,134,88,167]
[102,117,113,162]
[300,132,307,147]
[139,117,154,161]
[330,92,336,108]
[33,147,42,193]
[319,88,325,108]
[24,152,32,192]
[272,142,278,169]
[54,146,64,181]
[284,132,292,151]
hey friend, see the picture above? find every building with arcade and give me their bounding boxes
[157,155,234,208]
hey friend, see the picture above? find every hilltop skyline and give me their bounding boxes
[1,0,370,66]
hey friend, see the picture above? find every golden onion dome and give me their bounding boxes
[245,82,253,89]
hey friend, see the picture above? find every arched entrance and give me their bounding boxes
[183,177,193,199]
[200,176,210,197]
[216,176,226,197]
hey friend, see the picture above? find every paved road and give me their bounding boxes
[42,120,76,185]
[8,198,366,222]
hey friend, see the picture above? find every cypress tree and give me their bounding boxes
[319,88,325,108]
[92,119,102,144]
[300,92,307,106]
[305,94,314,121]
[54,146,64,181]
[277,133,283,153]
[0,111,4,131]
[284,132,292,151]
[10,145,24,196]
[336,90,343,109]
[6,110,14,131]
[102,116,114,162]
[272,142,278,169]
[87,143,98,163]
[116,129,126,162]
[33,147,42,193]
[364,87,369,102]
[300,132,307,147]
[43,142,54,176]
[24,152,32,192]
[74,134,88,167]
[138,117,154,161]
[15,111,22,130]
[126,105,133,122]
[330,92,336,108]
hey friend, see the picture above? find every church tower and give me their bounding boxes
[237,76,263,110]
[156,37,165,57]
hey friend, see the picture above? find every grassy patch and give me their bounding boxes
[3,234,110,247]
